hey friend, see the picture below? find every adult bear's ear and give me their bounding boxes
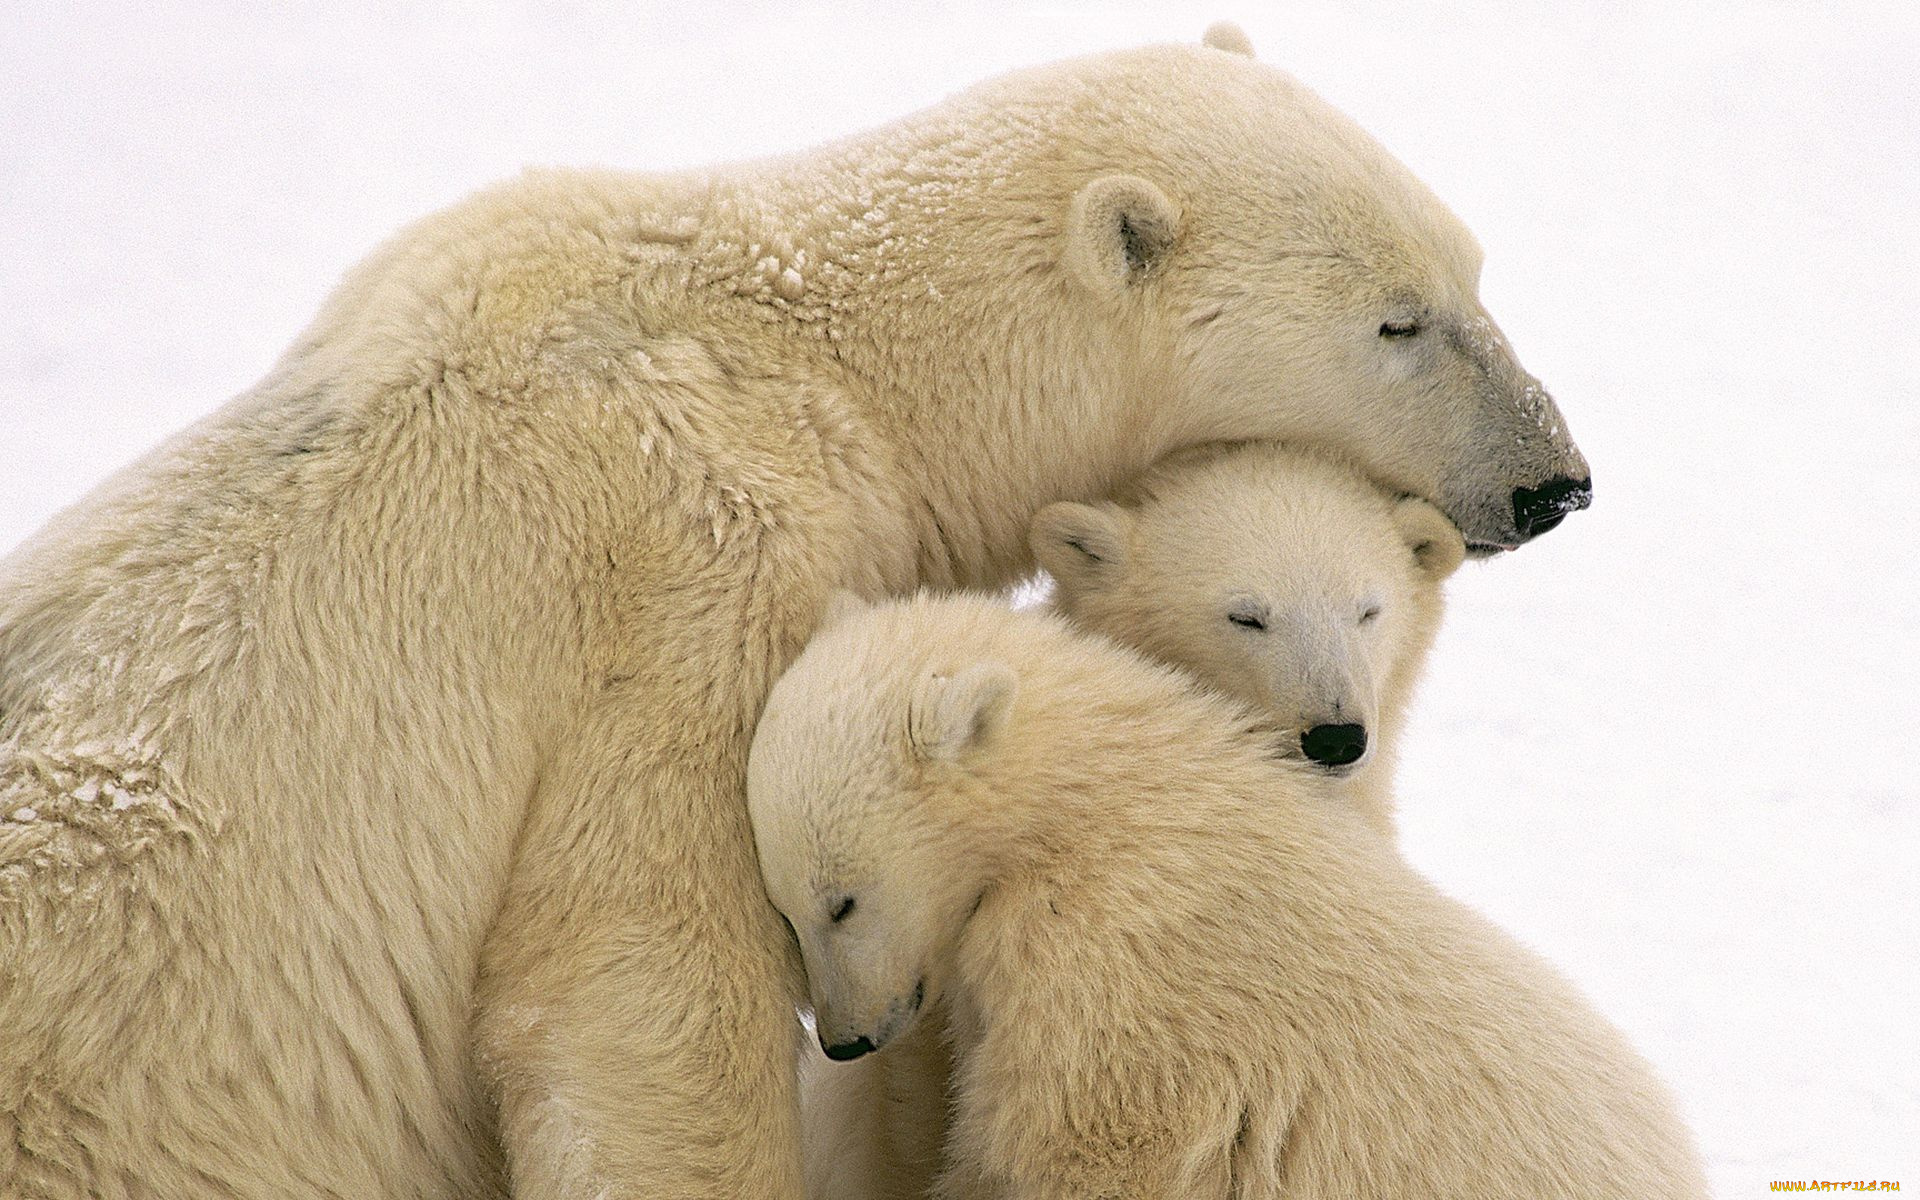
[1392,497,1467,580]
[910,663,1018,762]
[1065,175,1181,295]
[1201,21,1255,57]
[1029,502,1132,595]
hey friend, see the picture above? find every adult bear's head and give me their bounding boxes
[1049,25,1590,553]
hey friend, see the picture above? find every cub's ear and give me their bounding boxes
[815,588,869,634]
[1201,21,1255,57]
[910,663,1018,762]
[1065,175,1180,295]
[1029,502,1132,595]
[1392,497,1467,580]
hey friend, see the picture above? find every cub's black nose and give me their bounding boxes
[822,1036,877,1062]
[1511,476,1593,541]
[1302,723,1367,768]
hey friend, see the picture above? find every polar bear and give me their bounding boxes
[754,593,1702,1200]
[0,25,1588,1199]
[1032,441,1467,835]
[799,444,1464,1199]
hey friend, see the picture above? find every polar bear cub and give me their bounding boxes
[799,445,1468,1198]
[753,593,1703,1200]
[1031,442,1465,836]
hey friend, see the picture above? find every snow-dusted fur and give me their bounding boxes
[1036,442,1465,835]
[754,594,1704,1200]
[1,28,1584,1199]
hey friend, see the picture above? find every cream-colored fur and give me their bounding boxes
[800,445,1465,1199]
[1035,442,1466,835]
[3,28,1584,1199]
[798,445,1466,1198]
[755,594,1703,1200]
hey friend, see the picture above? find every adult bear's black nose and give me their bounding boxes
[1302,723,1367,768]
[1511,477,1593,541]
[822,1036,877,1062]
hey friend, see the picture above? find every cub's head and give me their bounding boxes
[1031,445,1464,775]
[749,595,1017,1062]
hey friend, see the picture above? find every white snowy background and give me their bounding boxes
[4,1,1915,1194]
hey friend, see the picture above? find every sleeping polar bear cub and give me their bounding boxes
[800,444,1467,1199]
[756,594,1703,1200]
[1032,441,1466,836]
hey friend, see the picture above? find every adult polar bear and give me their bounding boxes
[0,25,1587,1200]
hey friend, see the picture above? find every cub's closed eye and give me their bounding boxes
[829,897,856,924]
[1228,612,1267,631]
[1360,606,1382,623]
[1379,320,1420,338]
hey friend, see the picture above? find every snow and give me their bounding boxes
[4,1,1916,1193]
